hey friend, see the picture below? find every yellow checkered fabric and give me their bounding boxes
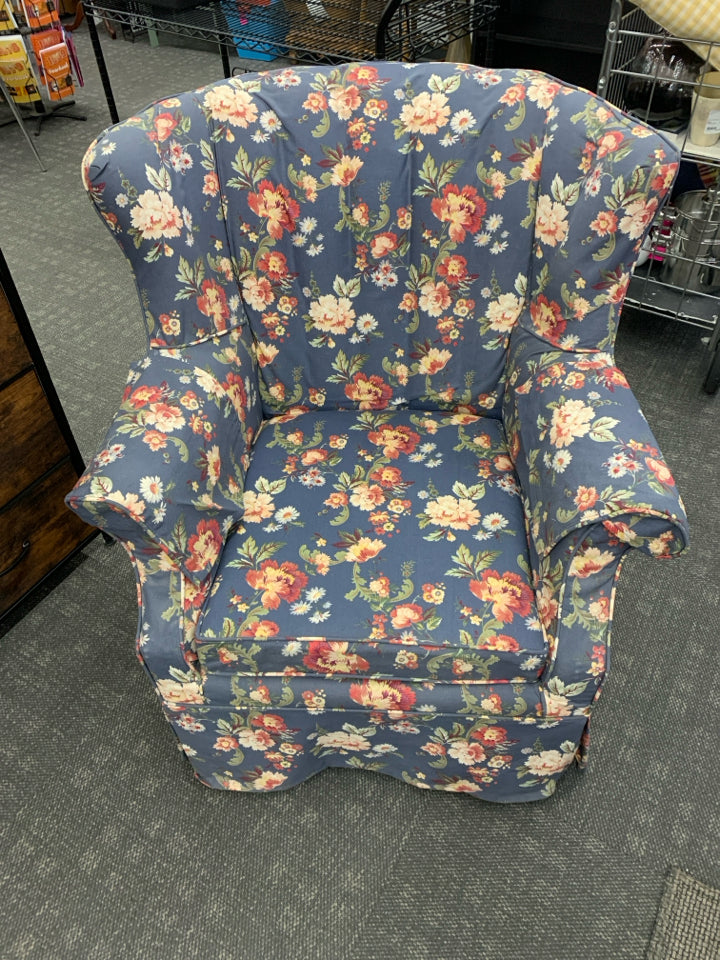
[635,0,720,67]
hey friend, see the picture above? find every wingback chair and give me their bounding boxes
[68,62,689,802]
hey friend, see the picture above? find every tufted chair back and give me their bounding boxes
[84,63,674,418]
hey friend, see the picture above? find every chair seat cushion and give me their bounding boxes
[196,409,547,686]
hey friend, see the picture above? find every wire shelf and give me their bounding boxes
[83,0,498,64]
[598,0,720,390]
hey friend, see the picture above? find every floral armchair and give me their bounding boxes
[68,61,689,802]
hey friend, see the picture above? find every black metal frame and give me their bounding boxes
[83,0,498,124]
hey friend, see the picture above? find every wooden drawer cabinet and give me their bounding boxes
[1,282,29,383]
[0,460,91,614]
[0,371,69,504]
[0,247,95,621]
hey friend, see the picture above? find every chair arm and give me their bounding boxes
[66,329,262,585]
[534,517,671,706]
[502,335,690,562]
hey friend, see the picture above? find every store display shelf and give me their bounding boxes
[83,0,498,65]
[598,0,720,391]
[82,0,498,129]
[663,130,720,167]
[628,266,718,331]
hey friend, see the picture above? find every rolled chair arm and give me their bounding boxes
[502,332,690,562]
[535,515,675,695]
[66,329,262,585]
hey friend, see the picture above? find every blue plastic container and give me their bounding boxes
[221,0,289,61]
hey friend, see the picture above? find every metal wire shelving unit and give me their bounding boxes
[597,0,720,392]
[82,0,498,122]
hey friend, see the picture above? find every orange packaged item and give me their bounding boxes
[38,41,73,100]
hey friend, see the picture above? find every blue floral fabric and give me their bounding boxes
[504,339,690,560]
[67,61,689,802]
[67,333,262,585]
[196,408,546,682]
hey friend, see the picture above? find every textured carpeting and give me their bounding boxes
[646,869,720,960]
[1,27,719,960]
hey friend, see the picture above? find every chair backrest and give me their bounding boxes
[82,62,678,417]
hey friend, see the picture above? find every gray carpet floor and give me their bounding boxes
[1,26,719,960]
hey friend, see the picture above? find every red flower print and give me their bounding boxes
[186,519,223,574]
[303,641,370,675]
[367,423,420,458]
[344,537,385,563]
[606,274,631,304]
[370,232,398,259]
[101,211,119,233]
[590,210,618,237]
[300,448,329,466]
[493,454,514,473]
[564,371,586,388]
[251,714,288,732]
[344,373,393,409]
[471,725,508,746]
[651,163,678,193]
[399,90,450,134]
[244,274,275,311]
[469,570,534,623]
[143,429,168,451]
[369,465,403,488]
[602,519,635,544]
[246,560,308,609]
[150,111,178,142]
[203,172,220,196]
[529,295,567,345]
[218,647,239,664]
[252,771,288,791]
[244,620,280,638]
[600,366,629,391]
[183,579,208,611]
[480,633,520,651]
[126,384,164,408]
[589,596,611,623]
[223,372,248,420]
[431,184,486,242]
[247,180,300,239]
[475,696,502,720]
[574,485,599,511]
[399,291,418,312]
[589,644,606,677]
[328,84,362,121]
[146,401,184,432]
[568,547,616,578]
[645,456,675,487]
[418,281,452,317]
[499,84,526,105]
[303,91,328,113]
[596,130,624,157]
[437,254,469,285]
[349,679,417,713]
[330,155,363,187]
[390,603,424,631]
[448,740,487,765]
[197,279,230,329]
[346,65,380,86]
[258,250,289,280]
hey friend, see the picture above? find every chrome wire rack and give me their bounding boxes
[598,0,720,391]
[83,0,498,121]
